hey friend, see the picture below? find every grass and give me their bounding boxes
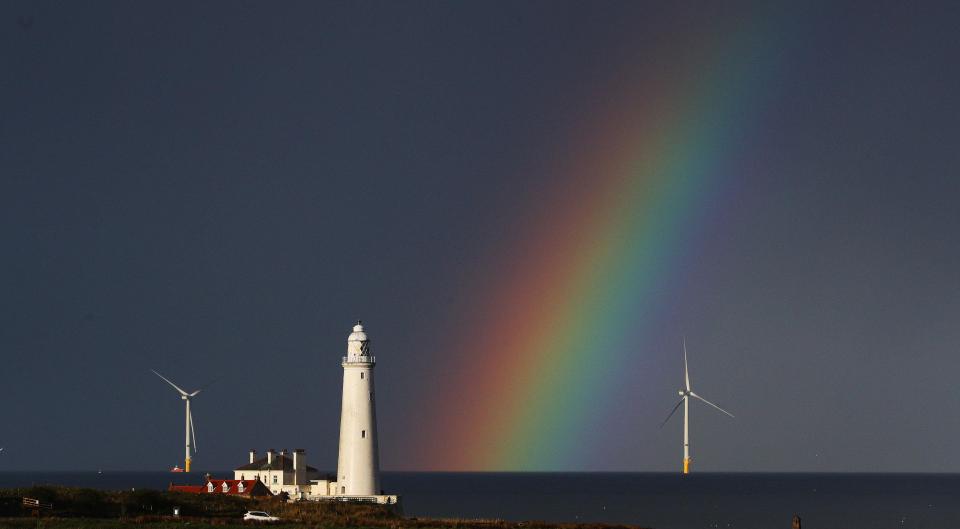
[0,486,647,529]
[0,521,645,529]
[0,521,324,528]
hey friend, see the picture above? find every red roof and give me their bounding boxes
[169,478,271,497]
[208,479,259,495]
[169,485,205,494]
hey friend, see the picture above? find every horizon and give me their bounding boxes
[8,470,960,476]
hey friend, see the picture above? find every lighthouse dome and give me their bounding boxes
[348,321,367,342]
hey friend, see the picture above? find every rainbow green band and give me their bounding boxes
[422,6,792,470]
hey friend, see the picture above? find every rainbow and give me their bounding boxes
[417,8,790,470]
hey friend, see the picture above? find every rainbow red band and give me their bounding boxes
[415,6,790,470]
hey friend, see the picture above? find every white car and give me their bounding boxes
[243,511,280,522]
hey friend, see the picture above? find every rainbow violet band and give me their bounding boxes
[419,7,789,471]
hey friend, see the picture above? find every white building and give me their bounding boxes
[233,448,325,498]
[233,322,395,504]
[332,321,381,496]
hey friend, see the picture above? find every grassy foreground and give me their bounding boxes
[0,486,647,529]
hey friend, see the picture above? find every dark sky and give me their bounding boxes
[2,1,959,472]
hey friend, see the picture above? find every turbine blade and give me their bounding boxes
[189,408,197,452]
[660,398,685,428]
[690,392,735,418]
[187,376,220,398]
[197,376,220,392]
[683,337,691,392]
[151,370,189,397]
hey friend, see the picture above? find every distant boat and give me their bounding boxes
[171,465,184,473]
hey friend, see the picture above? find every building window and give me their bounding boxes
[341,486,345,494]
[207,482,214,493]
[273,475,278,484]
[362,430,366,438]
[222,482,229,492]
[360,372,364,379]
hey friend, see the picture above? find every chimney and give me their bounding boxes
[249,449,257,464]
[267,448,275,465]
[293,449,306,485]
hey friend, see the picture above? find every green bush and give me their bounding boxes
[65,488,111,517]
[22,485,56,504]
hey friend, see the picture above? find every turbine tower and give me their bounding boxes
[661,338,734,474]
[152,370,201,473]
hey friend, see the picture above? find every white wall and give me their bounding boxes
[335,324,381,496]
[233,469,293,495]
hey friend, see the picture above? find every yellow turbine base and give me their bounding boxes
[185,458,192,473]
[682,457,690,474]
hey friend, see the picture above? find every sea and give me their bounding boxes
[1,472,958,529]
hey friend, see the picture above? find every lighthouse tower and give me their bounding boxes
[335,321,381,496]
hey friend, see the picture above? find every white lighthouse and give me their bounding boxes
[335,321,381,496]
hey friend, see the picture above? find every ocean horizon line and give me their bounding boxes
[4,470,960,476]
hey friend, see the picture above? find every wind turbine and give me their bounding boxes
[152,370,201,473]
[661,338,734,474]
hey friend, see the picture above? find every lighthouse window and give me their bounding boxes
[362,430,366,438]
[360,372,364,379]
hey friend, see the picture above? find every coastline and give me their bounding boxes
[3,473,959,528]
